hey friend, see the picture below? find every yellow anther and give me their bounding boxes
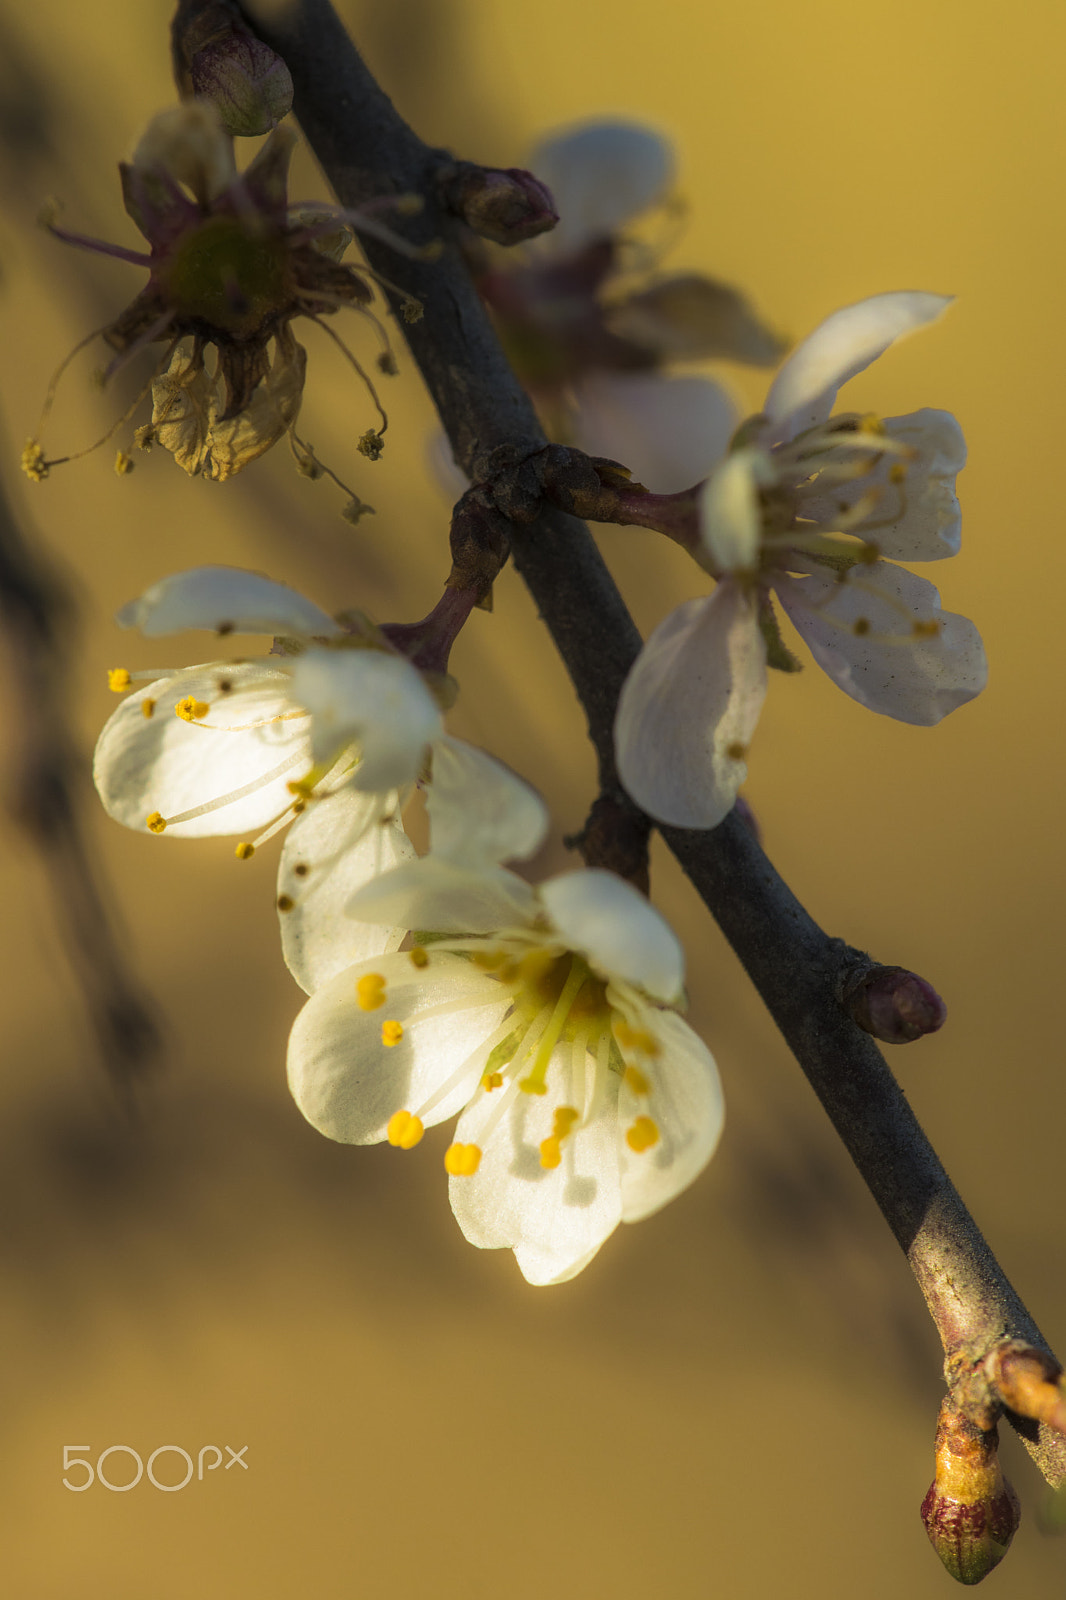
[518,948,557,986]
[539,1137,562,1170]
[726,741,747,761]
[235,842,255,861]
[614,1021,660,1057]
[146,811,167,834]
[482,1071,503,1091]
[471,949,507,971]
[444,1142,481,1176]
[852,617,871,637]
[552,1105,580,1138]
[358,429,385,460]
[889,462,907,484]
[287,778,313,799]
[114,450,134,476]
[356,972,387,1011]
[175,696,209,722]
[409,946,429,969]
[624,1065,651,1096]
[518,1077,548,1096]
[108,668,132,692]
[381,1020,404,1047]
[141,698,156,719]
[21,439,48,483]
[912,618,941,639]
[858,412,885,436]
[626,1116,660,1154]
[388,1110,424,1150]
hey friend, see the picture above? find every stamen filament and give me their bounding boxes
[156,747,306,828]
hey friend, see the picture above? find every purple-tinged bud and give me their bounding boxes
[921,1399,1020,1585]
[842,963,947,1044]
[445,165,558,246]
[190,34,293,137]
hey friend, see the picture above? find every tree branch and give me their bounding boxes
[217,0,1065,1484]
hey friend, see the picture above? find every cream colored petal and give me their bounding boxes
[289,648,442,788]
[287,952,510,1144]
[116,566,340,639]
[427,737,549,866]
[764,292,953,443]
[539,870,684,1003]
[618,1009,724,1222]
[776,562,987,723]
[799,410,965,562]
[279,788,415,994]
[450,1042,623,1285]
[347,857,538,937]
[615,585,767,829]
[94,661,311,836]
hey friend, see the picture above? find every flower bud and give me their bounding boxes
[190,34,293,137]
[446,165,558,246]
[921,1400,1020,1585]
[842,963,946,1043]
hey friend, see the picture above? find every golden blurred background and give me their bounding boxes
[0,0,1063,1594]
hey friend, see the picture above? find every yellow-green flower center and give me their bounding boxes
[163,215,292,339]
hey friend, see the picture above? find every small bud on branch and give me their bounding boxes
[921,1398,1020,1585]
[841,962,947,1043]
[441,163,558,246]
[173,0,293,135]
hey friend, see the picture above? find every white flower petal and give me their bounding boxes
[93,661,311,835]
[697,448,765,573]
[764,292,953,443]
[528,120,674,254]
[799,410,965,562]
[618,1009,723,1222]
[776,562,987,723]
[615,585,768,829]
[450,1044,623,1285]
[571,372,736,495]
[347,857,539,936]
[116,566,341,639]
[289,648,443,788]
[279,788,415,994]
[287,952,509,1144]
[539,870,684,1003]
[428,737,549,866]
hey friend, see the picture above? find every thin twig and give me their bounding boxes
[222,0,1066,1483]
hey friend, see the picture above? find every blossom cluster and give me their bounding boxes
[84,107,985,1286]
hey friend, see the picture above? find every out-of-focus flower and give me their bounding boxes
[287,860,723,1285]
[615,292,988,828]
[443,119,783,494]
[25,103,418,507]
[93,565,547,989]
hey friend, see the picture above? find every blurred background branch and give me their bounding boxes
[0,453,160,1102]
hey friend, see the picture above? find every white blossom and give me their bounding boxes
[287,862,723,1285]
[94,566,549,990]
[615,292,988,828]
